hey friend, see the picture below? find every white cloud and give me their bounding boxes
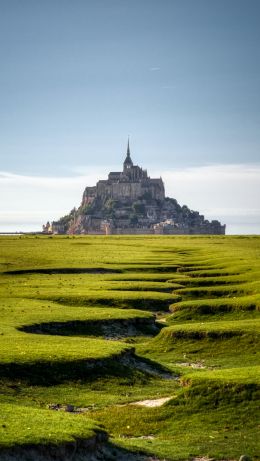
[154,164,260,234]
[0,164,260,234]
[156,164,260,214]
[0,171,105,232]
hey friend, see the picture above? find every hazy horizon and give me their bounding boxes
[1,160,260,235]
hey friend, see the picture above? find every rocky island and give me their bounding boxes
[44,141,225,235]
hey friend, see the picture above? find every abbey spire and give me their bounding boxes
[123,138,133,171]
[127,137,130,156]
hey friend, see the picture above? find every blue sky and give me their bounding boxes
[0,0,260,233]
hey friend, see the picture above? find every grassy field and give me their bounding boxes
[0,235,259,460]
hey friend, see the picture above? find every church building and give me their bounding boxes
[48,141,225,235]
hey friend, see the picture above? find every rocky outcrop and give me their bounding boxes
[47,144,225,235]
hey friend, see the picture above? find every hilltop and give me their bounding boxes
[44,142,225,235]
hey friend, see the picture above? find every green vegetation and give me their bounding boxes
[0,235,259,460]
[0,403,102,448]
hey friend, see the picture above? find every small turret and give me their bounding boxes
[123,138,133,172]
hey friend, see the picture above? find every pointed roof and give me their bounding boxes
[123,137,133,168]
[127,138,130,156]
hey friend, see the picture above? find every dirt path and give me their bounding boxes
[130,396,172,407]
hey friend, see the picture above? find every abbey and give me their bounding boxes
[83,140,165,205]
[45,142,225,235]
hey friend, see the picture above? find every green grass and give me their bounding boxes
[169,294,260,322]
[174,281,260,299]
[0,332,130,364]
[0,234,259,459]
[0,274,179,310]
[94,380,259,461]
[0,403,102,448]
[138,319,260,372]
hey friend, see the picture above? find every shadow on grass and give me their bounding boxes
[18,317,160,338]
[0,439,155,461]
[0,352,174,386]
[47,295,177,312]
[3,267,122,275]
[123,264,180,273]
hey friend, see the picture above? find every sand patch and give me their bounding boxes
[130,396,172,407]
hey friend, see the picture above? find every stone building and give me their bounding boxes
[46,141,225,235]
[82,140,165,204]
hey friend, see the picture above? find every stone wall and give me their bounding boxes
[95,178,164,201]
